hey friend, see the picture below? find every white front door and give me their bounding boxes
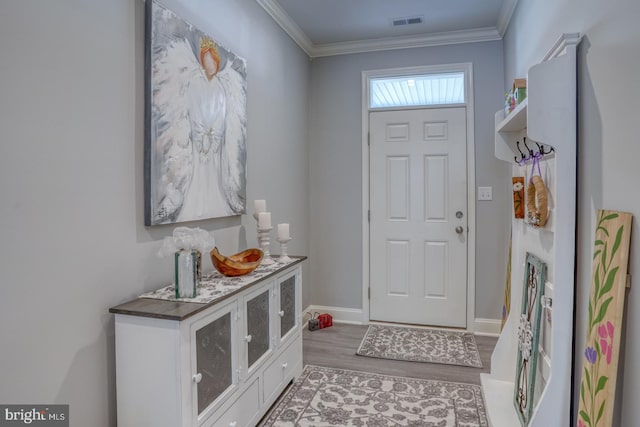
[369,107,468,327]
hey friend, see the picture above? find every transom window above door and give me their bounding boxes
[369,72,465,109]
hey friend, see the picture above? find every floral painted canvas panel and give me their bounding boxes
[144,0,247,225]
[514,252,546,426]
[577,210,632,427]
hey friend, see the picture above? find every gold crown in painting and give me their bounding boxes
[200,36,218,55]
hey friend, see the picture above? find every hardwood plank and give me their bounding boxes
[303,323,497,385]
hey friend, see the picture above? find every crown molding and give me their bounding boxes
[496,0,519,37]
[256,0,502,58]
[542,33,581,61]
[255,0,313,56]
[311,27,501,58]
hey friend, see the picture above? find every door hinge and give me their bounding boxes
[368,210,371,222]
[368,287,371,300]
[368,132,370,146]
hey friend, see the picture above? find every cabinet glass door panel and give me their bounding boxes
[246,289,270,368]
[280,276,296,338]
[195,312,233,415]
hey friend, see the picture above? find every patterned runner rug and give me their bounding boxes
[259,365,487,426]
[356,324,483,368]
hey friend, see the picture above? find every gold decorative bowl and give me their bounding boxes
[210,247,263,277]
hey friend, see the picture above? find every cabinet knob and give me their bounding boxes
[282,362,288,369]
[192,373,202,384]
[244,334,252,343]
[278,310,285,317]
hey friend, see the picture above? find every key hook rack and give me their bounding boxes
[514,137,555,164]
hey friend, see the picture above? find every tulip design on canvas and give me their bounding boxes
[598,322,615,366]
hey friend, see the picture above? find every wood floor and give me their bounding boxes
[302,323,497,385]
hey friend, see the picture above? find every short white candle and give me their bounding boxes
[254,199,266,214]
[277,223,290,240]
[258,212,271,229]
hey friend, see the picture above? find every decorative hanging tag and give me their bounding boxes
[512,177,525,219]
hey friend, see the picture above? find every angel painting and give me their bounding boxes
[145,0,247,225]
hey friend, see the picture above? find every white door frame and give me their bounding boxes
[361,63,476,331]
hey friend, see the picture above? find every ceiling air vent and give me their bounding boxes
[392,16,424,27]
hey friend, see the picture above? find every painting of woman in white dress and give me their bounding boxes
[145,0,247,225]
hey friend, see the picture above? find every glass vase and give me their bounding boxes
[174,249,201,298]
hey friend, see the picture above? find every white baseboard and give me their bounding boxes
[300,307,500,334]
[473,318,502,336]
[302,305,365,325]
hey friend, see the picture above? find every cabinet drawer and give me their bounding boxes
[263,336,301,404]
[210,377,260,427]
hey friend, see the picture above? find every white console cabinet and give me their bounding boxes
[110,258,305,427]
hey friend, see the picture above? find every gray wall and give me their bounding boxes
[503,0,640,424]
[0,0,309,425]
[308,41,509,320]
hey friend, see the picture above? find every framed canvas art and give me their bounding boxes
[144,0,247,226]
[514,252,546,426]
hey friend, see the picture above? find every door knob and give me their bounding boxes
[456,211,464,219]
[455,226,464,234]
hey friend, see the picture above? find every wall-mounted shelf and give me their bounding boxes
[497,99,527,133]
[494,100,528,163]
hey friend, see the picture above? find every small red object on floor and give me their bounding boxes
[317,313,333,329]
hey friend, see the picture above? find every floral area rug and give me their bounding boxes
[356,324,483,368]
[259,365,487,426]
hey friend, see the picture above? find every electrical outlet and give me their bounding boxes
[478,186,493,201]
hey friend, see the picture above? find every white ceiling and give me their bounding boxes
[256,0,518,57]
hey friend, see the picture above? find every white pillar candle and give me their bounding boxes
[258,212,271,229]
[277,223,290,240]
[254,199,266,214]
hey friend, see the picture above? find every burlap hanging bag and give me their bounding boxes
[526,157,549,228]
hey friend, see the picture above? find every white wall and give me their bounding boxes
[503,0,640,424]
[308,41,509,320]
[0,1,309,425]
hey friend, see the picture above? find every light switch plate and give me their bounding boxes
[478,186,493,201]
